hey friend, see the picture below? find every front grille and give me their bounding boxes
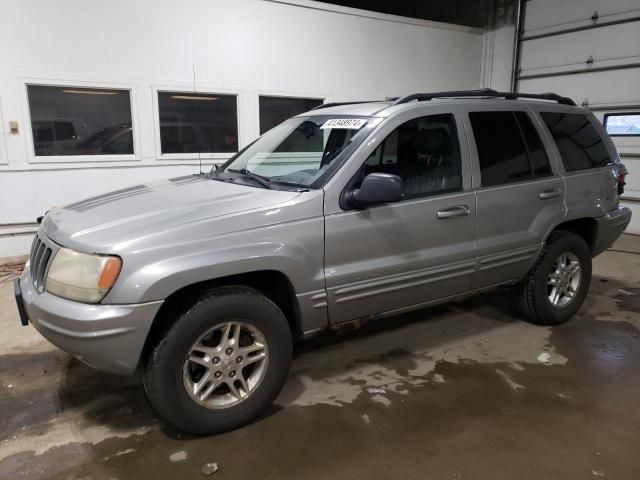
[30,233,53,293]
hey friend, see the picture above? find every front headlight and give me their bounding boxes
[45,248,122,303]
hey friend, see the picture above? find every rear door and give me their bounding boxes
[322,105,476,324]
[459,103,567,289]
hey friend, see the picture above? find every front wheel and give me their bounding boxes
[512,231,592,325]
[143,286,292,434]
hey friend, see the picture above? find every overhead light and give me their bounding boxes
[62,89,119,95]
[170,95,219,101]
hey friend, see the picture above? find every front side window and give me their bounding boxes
[215,116,375,189]
[259,96,323,134]
[470,111,551,187]
[158,92,238,154]
[358,114,462,198]
[540,112,611,171]
[27,85,133,156]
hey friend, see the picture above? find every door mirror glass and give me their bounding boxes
[344,173,405,208]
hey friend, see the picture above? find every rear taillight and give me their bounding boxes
[618,172,626,195]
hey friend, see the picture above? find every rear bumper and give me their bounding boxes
[593,206,632,256]
[18,264,163,375]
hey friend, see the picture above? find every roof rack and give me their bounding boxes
[392,88,576,106]
[311,100,393,111]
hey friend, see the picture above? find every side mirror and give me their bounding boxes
[344,173,405,209]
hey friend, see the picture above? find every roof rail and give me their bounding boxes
[392,88,576,106]
[311,100,390,111]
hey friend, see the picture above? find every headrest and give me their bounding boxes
[415,128,452,156]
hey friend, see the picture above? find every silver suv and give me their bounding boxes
[15,89,631,434]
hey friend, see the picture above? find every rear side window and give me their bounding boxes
[540,112,611,171]
[470,111,551,187]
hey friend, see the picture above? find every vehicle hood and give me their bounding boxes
[42,175,302,251]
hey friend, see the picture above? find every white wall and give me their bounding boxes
[0,0,485,257]
[481,25,515,91]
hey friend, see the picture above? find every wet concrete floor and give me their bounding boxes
[1,235,639,479]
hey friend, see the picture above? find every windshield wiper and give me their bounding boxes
[227,168,272,189]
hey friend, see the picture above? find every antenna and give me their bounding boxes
[193,63,202,175]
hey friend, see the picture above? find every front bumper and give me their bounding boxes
[17,264,163,375]
[592,206,632,256]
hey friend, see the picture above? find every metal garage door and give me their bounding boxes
[514,0,640,233]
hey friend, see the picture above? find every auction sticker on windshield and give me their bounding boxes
[320,119,367,130]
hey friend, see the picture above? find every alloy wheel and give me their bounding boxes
[182,321,269,409]
[547,252,582,308]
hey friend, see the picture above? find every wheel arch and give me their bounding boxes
[547,217,597,252]
[140,269,302,367]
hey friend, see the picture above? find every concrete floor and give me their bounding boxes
[1,236,639,480]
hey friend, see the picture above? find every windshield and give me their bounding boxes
[213,115,377,188]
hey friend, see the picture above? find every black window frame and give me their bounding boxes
[603,112,640,137]
[470,110,553,188]
[258,95,325,135]
[26,84,135,158]
[157,90,239,156]
[514,111,553,178]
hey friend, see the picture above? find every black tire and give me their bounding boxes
[511,231,592,325]
[143,286,292,434]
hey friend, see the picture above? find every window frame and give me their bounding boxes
[603,112,640,137]
[22,79,140,164]
[257,93,326,135]
[514,111,553,179]
[467,109,554,189]
[152,85,241,161]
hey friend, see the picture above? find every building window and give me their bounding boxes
[27,85,133,156]
[158,92,238,154]
[603,113,640,136]
[540,112,611,171]
[259,96,323,134]
[470,111,551,187]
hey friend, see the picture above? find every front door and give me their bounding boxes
[323,107,476,324]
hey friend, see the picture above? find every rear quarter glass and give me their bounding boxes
[539,111,611,171]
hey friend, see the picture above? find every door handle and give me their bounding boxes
[539,188,562,200]
[436,205,470,219]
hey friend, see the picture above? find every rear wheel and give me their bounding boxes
[143,286,292,434]
[512,231,592,325]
